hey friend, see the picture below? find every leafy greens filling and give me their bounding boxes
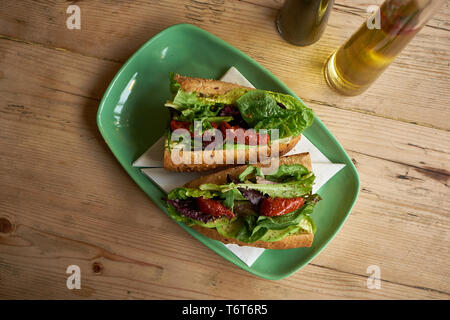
[165,164,321,243]
[165,74,314,140]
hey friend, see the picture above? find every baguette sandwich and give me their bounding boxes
[164,153,321,249]
[164,73,315,172]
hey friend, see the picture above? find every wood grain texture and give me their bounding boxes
[0,0,449,300]
[0,0,449,129]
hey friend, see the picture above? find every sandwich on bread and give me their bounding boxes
[164,73,315,172]
[165,153,321,249]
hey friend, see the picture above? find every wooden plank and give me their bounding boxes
[0,0,449,130]
[0,224,447,299]
[312,103,450,173]
[1,38,448,172]
[1,38,448,299]
[0,169,449,300]
[1,152,449,299]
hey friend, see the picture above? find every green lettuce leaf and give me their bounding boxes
[265,164,310,182]
[191,116,233,134]
[238,165,265,182]
[260,225,301,242]
[268,91,309,111]
[234,174,315,198]
[236,90,285,127]
[300,214,316,234]
[172,89,209,109]
[167,188,218,200]
[222,190,235,211]
[167,89,223,122]
[199,173,315,198]
[235,215,268,243]
[238,166,254,182]
[167,204,233,229]
[167,203,194,225]
[231,201,318,243]
[178,104,224,121]
[253,202,315,232]
[236,90,314,138]
[254,110,313,139]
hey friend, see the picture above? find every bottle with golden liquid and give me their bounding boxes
[325,0,445,96]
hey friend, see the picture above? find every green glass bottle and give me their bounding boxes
[277,0,334,46]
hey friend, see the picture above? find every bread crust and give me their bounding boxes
[174,74,254,95]
[164,135,301,172]
[183,153,314,249]
[184,152,312,188]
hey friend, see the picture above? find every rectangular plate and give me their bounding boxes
[97,24,360,280]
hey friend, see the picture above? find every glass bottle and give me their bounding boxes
[324,0,445,96]
[277,0,335,46]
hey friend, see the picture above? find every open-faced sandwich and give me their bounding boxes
[164,73,315,172]
[164,153,321,249]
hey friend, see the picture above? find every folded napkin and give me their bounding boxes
[133,67,345,266]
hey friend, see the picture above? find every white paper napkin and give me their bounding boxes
[134,67,345,266]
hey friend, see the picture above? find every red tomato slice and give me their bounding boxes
[196,197,234,219]
[259,197,305,217]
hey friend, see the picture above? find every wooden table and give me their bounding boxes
[0,0,449,300]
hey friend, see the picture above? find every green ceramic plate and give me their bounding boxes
[97,24,359,280]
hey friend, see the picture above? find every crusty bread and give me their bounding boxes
[183,153,314,249]
[174,74,254,95]
[184,152,312,188]
[164,75,302,172]
[164,135,301,172]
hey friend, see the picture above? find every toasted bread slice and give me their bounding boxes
[164,135,301,172]
[174,74,254,95]
[183,153,314,249]
[164,74,302,172]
